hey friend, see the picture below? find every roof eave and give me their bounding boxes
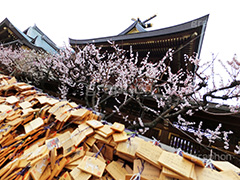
[69,14,209,46]
[0,18,43,51]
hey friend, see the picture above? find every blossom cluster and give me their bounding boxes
[0,44,240,155]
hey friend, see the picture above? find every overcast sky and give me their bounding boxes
[1,0,239,62]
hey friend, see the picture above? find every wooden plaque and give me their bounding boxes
[78,155,106,177]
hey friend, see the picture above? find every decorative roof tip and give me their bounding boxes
[119,14,157,35]
[142,14,157,24]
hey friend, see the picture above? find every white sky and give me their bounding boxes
[1,0,240,62]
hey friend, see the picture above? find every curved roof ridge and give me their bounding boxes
[69,14,209,47]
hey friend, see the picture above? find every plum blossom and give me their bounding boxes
[205,123,222,144]
[222,130,233,150]
[1,43,240,155]
[194,121,204,143]
[234,145,240,154]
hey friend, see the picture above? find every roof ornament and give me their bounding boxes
[131,14,157,29]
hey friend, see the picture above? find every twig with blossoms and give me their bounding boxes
[1,43,240,157]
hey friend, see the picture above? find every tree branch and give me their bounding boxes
[127,103,178,129]
[203,80,240,105]
[105,97,132,120]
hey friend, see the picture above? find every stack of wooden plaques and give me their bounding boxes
[0,74,239,180]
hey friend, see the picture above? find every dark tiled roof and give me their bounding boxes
[69,14,209,51]
[0,18,43,51]
[0,18,59,53]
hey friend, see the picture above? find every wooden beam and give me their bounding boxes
[0,28,7,36]
[0,35,13,43]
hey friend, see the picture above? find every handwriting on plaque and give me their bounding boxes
[24,117,44,134]
[30,155,49,179]
[70,167,91,180]
[112,131,128,143]
[106,161,128,180]
[133,159,161,180]
[219,170,240,180]
[117,137,143,158]
[162,166,185,180]
[212,160,240,172]
[59,171,72,180]
[158,151,194,179]
[46,137,60,150]
[6,96,19,104]
[111,122,125,132]
[78,156,106,177]
[195,166,226,180]
[136,140,163,168]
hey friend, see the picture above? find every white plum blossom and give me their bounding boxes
[194,121,204,143]
[234,145,240,154]
[205,123,222,144]
[222,130,233,150]
[1,43,240,155]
